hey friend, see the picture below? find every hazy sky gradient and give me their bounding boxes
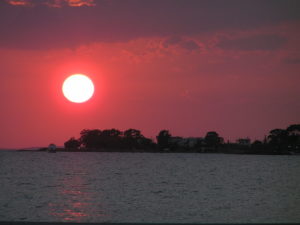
[1,0,299,148]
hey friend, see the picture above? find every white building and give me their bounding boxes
[236,138,251,146]
[169,137,204,149]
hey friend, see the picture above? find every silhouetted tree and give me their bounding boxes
[100,129,122,148]
[268,129,289,153]
[204,131,222,150]
[64,137,80,150]
[236,138,251,146]
[101,129,122,137]
[138,137,156,149]
[64,124,300,154]
[79,129,102,149]
[123,129,144,149]
[124,129,142,139]
[287,124,300,133]
[156,130,171,150]
[286,124,300,152]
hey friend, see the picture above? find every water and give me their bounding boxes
[0,151,300,223]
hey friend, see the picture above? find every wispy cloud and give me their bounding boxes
[6,0,95,7]
[66,0,95,7]
[1,1,298,50]
[163,36,201,51]
[6,0,32,6]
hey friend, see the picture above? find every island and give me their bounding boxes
[19,124,300,155]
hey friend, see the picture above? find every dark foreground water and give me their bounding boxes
[0,151,300,223]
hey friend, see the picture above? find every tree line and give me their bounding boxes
[63,124,300,154]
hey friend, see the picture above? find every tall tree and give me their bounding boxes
[205,131,222,149]
[287,124,300,134]
[267,128,289,153]
[124,129,143,138]
[156,130,171,150]
[79,129,102,148]
[64,137,80,150]
[286,124,300,152]
[123,129,144,149]
[100,129,122,148]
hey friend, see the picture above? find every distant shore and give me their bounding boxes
[16,147,300,155]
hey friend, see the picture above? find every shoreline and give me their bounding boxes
[14,148,299,155]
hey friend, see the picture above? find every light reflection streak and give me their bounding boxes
[48,166,107,222]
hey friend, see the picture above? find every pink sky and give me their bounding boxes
[0,0,299,148]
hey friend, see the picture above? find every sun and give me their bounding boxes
[62,74,94,103]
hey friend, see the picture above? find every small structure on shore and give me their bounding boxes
[169,137,204,150]
[48,143,57,153]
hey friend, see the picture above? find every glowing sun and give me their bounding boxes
[62,74,94,103]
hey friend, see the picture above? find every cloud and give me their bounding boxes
[6,0,95,7]
[0,0,299,49]
[163,37,200,51]
[217,34,287,51]
[180,40,200,51]
[163,36,183,48]
[67,0,95,7]
[6,0,32,6]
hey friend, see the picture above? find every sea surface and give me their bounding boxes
[0,151,300,223]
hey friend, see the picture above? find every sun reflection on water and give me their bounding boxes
[48,168,107,222]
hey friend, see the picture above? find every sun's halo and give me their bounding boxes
[62,74,94,103]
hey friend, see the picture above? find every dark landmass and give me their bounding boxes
[17,124,300,155]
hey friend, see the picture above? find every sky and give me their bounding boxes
[0,0,300,148]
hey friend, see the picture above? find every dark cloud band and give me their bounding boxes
[0,0,299,49]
